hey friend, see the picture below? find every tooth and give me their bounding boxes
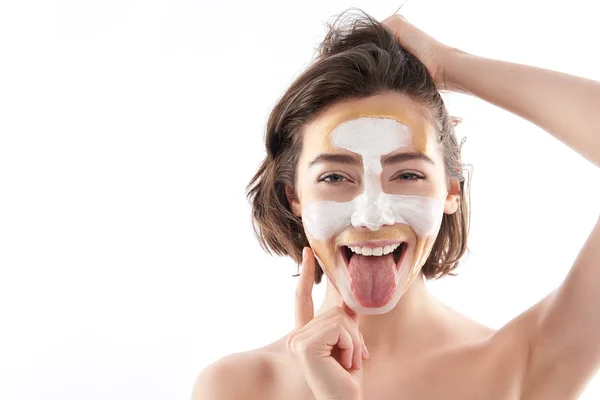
[349,245,404,256]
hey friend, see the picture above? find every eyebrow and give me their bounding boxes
[308,151,434,167]
[308,153,361,167]
[381,151,435,165]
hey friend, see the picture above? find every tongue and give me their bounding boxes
[347,253,397,308]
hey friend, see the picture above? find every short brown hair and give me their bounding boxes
[246,9,470,284]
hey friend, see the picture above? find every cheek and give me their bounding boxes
[387,195,445,236]
[407,235,438,281]
[301,200,354,241]
[307,238,340,273]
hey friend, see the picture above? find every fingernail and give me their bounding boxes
[363,344,369,358]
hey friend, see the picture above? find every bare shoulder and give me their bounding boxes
[192,350,277,400]
[440,297,530,349]
[439,301,497,338]
[192,338,294,400]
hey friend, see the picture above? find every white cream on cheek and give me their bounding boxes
[302,117,444,241]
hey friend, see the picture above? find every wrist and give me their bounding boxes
[439,46,472,93]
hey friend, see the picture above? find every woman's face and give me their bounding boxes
[286,91,459,315]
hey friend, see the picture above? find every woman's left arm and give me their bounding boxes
[445,46,600,399]
[444,48,600,167]
[383,14,600,396]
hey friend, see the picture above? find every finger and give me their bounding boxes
[346,318,364,370]
[360,331,369,360]
[335,312,363,371]
[333,324,355,370]
[339,303,366,365]
[295,247,315,330]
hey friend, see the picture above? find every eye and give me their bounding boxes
[320,173,347,184]
[395,172,425,181]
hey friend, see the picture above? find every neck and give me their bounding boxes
[315,273,451,359]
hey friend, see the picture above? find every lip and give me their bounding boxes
[340,239,403,248]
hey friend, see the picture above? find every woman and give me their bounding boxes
[194,9,600,400]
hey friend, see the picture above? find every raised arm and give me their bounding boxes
[445,48,600,168]
[442,29,600,400]
[383,13,600,399]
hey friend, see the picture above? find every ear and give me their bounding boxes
[444,179,460,214]
[285,185,302,217]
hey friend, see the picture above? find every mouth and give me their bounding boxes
[339,241,408,271]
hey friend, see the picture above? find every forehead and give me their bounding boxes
[301,92,436,157]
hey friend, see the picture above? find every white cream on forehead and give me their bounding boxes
[331,117,412,174]
[303,117,444,240]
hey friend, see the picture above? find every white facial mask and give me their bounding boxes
[303,117,444,241]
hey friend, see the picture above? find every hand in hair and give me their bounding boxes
[286,247,368,400]
[382,14,455,90]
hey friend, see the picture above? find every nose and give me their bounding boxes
[350,197,395,231]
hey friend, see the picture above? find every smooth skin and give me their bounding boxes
[193,14,600,400]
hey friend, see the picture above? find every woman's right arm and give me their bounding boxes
[193,248,368,400]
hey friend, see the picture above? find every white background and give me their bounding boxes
[1,0,599,399]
